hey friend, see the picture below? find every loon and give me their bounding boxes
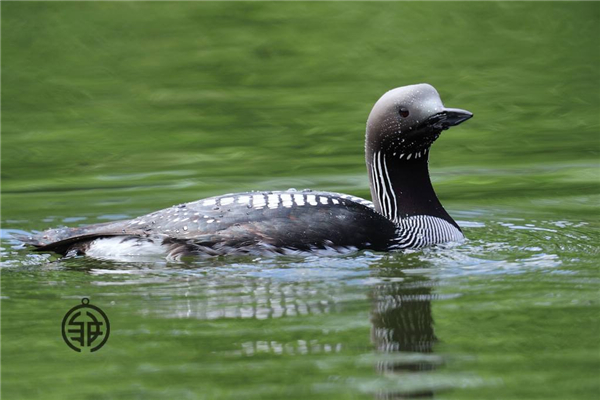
[21,83,472,259]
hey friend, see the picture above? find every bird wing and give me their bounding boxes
[21,191,395,255]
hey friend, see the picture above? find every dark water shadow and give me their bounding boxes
[369,258,441,399]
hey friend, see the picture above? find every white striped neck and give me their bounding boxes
[366,148,460,230]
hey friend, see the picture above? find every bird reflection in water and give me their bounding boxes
[370,261,439,399]
[83,256,444,397]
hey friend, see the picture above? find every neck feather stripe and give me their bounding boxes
[371,151,399,223]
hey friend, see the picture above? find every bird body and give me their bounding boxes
[21,84,472,260]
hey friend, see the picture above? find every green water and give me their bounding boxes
[2,2,599,399]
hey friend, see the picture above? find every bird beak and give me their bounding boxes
[427,108,473,130]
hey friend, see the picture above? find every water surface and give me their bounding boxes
[2,2,599,399]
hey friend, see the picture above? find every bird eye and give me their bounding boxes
[399,108,410,118]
